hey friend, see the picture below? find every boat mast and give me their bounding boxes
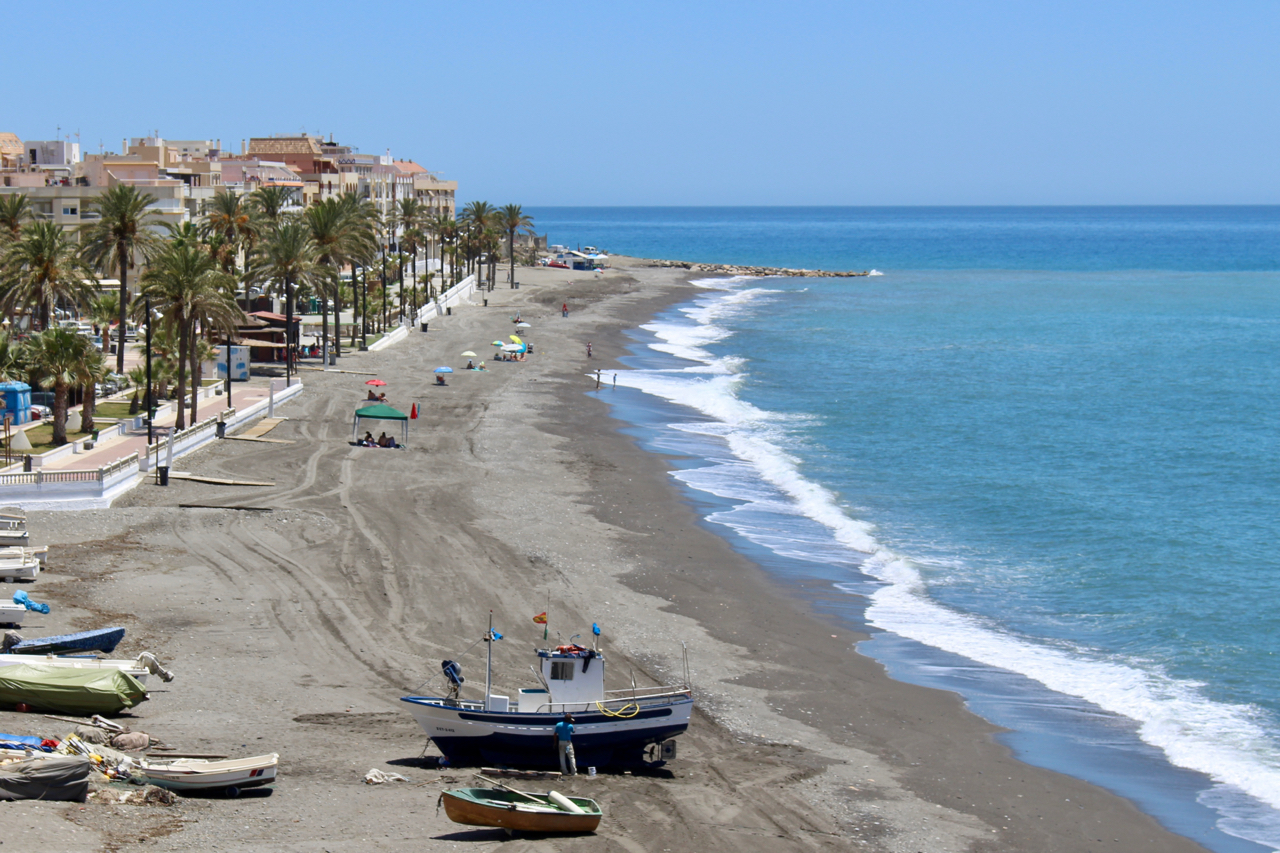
[484,611,493,712]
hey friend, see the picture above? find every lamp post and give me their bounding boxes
[145,298,153,445]
[380,231,388,333]
[284,275,293,384]
[357,263,366,350]
[397,247,405,326]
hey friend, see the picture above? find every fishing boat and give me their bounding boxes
[136,753,277,796]
[401,618,692,769]
[4,627,126,655]
[439,787,602,834]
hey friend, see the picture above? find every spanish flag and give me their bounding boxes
[532,612,547,625]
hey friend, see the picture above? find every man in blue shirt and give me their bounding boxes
[554,713,576,776]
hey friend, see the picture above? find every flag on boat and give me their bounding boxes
[532,612,547,624]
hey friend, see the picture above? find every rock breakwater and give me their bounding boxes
[644,259,870,278]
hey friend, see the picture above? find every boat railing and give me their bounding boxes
[529,687,692,716]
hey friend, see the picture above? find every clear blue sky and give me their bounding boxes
[8,1,1279,205]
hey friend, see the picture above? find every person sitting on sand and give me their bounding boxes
[478,361,486,371]
[436,374,447,386]
[466,360,475,370]
[377,432,390,447]
[367,390,378,400]
[378,392,388,402]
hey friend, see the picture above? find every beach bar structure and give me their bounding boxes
[352,403,409,445]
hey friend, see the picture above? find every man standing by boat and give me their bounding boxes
[554,713,576,776]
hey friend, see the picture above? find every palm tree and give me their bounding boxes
[303,196,376,363]
[201,190,258,274]
[460,201,496,282]
[248,185,296,228]
[137,242,236,429]
[0,194,32,246]
[76,345,109,434]
[0,220,96,330]
[244,221,325,380]
[79,185,163,374]
[23,327,92,446]
[396,198,425,318]
[87,293,120,355]
[498,204,535,287]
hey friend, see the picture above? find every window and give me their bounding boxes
[62,206,77,216]
[550,661,575,681]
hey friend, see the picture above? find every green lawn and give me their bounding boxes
[93,401,135,420]
[4,423,93,454]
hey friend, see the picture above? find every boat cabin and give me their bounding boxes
[510,645,604,713]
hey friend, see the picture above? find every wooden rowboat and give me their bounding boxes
[439,787,602,834]
[137,753,278,796]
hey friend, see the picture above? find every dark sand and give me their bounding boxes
[0,259,1207,852]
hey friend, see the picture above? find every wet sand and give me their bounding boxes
[2,259,1208,852]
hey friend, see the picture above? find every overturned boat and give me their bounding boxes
[402,623,692,769]
[3,627,126,655]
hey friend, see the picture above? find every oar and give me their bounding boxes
[474,773,553,808]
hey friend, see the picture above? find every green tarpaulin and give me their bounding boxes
[0,664,148,715]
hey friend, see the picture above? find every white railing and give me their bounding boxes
[0,451,139,487]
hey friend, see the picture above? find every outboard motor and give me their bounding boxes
[442,660,464,700]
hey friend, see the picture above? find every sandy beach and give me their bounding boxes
[0,258,1209,853]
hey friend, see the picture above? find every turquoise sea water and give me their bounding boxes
[530,207,1280,852]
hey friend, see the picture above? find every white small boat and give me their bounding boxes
[0,560,39,582]
[0,602,26,627]
[0,546,46,564]
[0,530,29,546]
[137,753,278,795]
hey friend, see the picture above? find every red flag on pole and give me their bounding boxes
[410,403,418,419]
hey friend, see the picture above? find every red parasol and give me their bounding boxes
[365,379,387,386]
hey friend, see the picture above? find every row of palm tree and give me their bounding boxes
[0,183,536,447]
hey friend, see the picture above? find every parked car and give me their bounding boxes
[30,404,51,420]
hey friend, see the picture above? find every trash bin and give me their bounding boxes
[420,322,429,333]
[483,299,488,307]
[157,466,169,486]
[22,455,32,473]
[446,306,452,316]
[216,421,226,439]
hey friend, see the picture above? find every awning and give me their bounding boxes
[352,403,409,444]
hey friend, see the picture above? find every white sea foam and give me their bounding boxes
[614,280,1280,850]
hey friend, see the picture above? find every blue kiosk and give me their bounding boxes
[0,382,31,426]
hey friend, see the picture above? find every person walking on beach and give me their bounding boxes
[554,713,576,776]
[562,302,568,318]
[586,341,592,358]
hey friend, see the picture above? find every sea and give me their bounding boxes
[527,206,1280,853]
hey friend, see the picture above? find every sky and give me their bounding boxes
[8,1,1280,206]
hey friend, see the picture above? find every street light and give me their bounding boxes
[145,298,153,445]
[360,263,368,350]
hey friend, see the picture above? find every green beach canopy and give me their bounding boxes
[353,402,409,444]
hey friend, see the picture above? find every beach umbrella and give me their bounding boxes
[434,366,454,374]
[502,344,524,353]
[515,322,531,329]
[509,335,523,344]
[365,379,387,386]
[492,341,504,347]
[461,351,477,357]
